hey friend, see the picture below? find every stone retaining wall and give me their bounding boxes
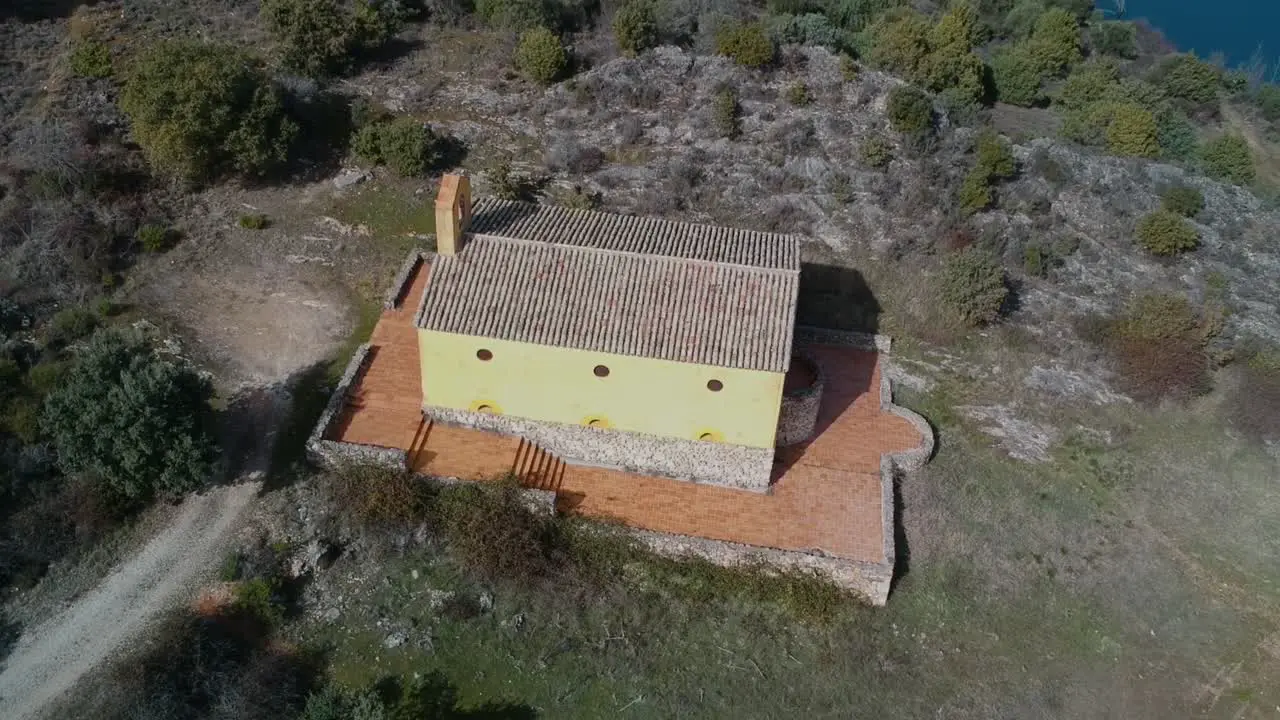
[631,529,894,604]
[794,325,892,352]
[427,406,774,492]
[383,249,434,310]
[305,343,408,471]
[775,352,824,447]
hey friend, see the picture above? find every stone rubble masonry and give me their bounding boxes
[305,343,408,471]
[775,351,824,447]
[304,340,555,511]
[632,529,894,605]
[383,249,434,310]
[613,327,933,606]
[426,406,775,492]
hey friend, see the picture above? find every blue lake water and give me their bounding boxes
[1123,0,1280,71]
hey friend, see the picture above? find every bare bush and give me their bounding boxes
[544,137,605,173]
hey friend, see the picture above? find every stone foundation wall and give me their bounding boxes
[775,352,824,447]
[427,406,774,492]
[632,529,895,605]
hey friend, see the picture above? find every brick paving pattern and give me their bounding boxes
[328,262,926,563]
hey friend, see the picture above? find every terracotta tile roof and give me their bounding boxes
[419,233,799,372]
[467,198,803,271]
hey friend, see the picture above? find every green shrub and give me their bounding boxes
[712,87,741,138]
[1023,243,1046,277]
[120,41,299,183]
[939,247,1008,325]
[957,168,993,215]
[137,223,171,252]
[1254,83,1280,123]
[612,0,658,56]
[886,85,933,136]
[352,117,440,176]
[863,9,931,79]
[785,82,811,106]
[232,578,284,626]
[70,38,113,78]
[476,0,553,29]
[26,360,70,396]
[260,0,399,78]
[839,53,860,80]
[42,327,216,503]
[975,130,1016,178]
[715,21,775,68]
[990,45,1043,106]
[1025,7,1080,75]
[1153,53,1221,105]
[1105,103,1160,158]
[922,46,986,109]
[1090,20,1136,58]
[828,0,899,33]
[1199,133,1255,185]
[1135,210,1198,256]
[768,13,848,51]
[327,464,430,529]
[435,481,560,582]
[515,26,568,85]
[45,306,98,347]
[1055,58,1118,109]
[860,134,893,168]
[1160,185,1205,218]
[929,1,979,50]
[1105,293,1212,402]
[1001,0,1045,39]
[238,213,270,229]
[1156,109,1199,161]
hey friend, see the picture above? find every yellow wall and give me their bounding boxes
[418,331,783,448]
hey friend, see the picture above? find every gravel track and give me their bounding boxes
[0,482,260,720]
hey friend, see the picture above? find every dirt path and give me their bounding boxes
[0,482,261,720]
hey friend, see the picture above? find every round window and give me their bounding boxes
[593,365,610,377]
[476,349,493,361]
[707,379,723,392]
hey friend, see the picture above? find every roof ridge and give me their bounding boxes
[472,196,806,242]
[468,233,800,277]
[466,196,802,271]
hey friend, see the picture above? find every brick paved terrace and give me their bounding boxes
[327,260,927,564]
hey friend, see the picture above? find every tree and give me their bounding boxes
[612,0,658,56]
[515,26,568,84]
[1025,7,1080,75]
[1135,210,1198,256]
[42,328,216,503]
[1200,133,1255,185]
[1106,103,1160,157]
[990,45,1043,106]
[939,247,1008,325]
[715,21,776,68]
[260,0,400,78]
[120,41,298,183]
